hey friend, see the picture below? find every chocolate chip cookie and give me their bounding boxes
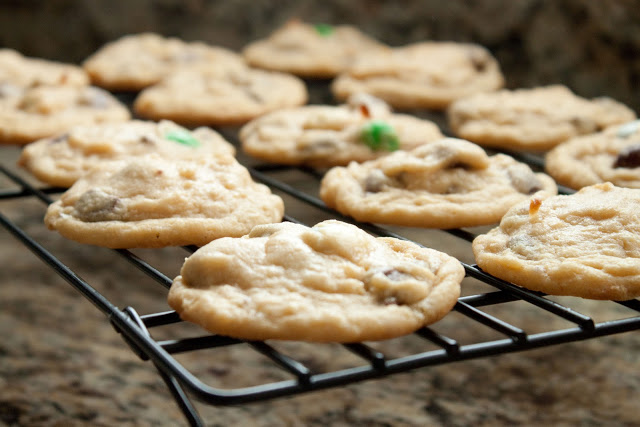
[320,138,557,228]
[168,219,464,342]
[1,48,89,88]
[240,93,443,168]
[472,182,640,300]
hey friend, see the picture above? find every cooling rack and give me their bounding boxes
[1,114,640,427]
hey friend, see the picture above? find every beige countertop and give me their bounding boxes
[1,144,639,426]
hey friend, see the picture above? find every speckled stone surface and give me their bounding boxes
[1,143,639,426]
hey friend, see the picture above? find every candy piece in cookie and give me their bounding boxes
[331,41,504,110]
[0,85,130,145]
[472,183,640,300]
[448,85,636,151]
[242,19,388,78]
[0,48,89,88]
[240,93,443,168]
[320,138,557,228]
[133,67,308,126]
[545,120,640,189]
[168,220,464,342]
[18,120,236,187]
[83,32,245,91]
[44,156,284,248]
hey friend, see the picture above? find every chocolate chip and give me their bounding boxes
[613,143,640,168]
[569,116,599,134]
[383,268,411,281]
[506,164,542,194]
[48,133,69,144]
[468,48,488,72]
[74,189,122,222]
[363,169,390,193]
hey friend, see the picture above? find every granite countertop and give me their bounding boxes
[0,144,638,427]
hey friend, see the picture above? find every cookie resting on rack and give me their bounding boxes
[0,48,89,88]
[0,85,130,144]
[242,19,388,78]
[168,220,465,342]
[82,32,245,91]
[319,138,558,229]
[472,183,640,300]
[18,119,236,187]
[545,120,640,190]
[331,41,504,110]
[133,66,308,126]
[44,156,284,248]
[239,93,443,168]
[447,85,637,151]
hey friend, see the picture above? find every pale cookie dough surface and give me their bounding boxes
[44,157,284,248]
[18,120,236,187]
[83,32,245,91]
[331,42,504,110]
[472,183,640,300]
[134,67,308,126]
[242,20,388,78]
[320,138,557,228]
[545,120,640,190]
[168,220,464,342]
[448,85,637,151]
[240,93,443,168]
[0,48,89,88]
[0,85,130,145]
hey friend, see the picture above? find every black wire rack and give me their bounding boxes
[1,110,640,427]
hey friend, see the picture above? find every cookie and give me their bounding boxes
[545,120,640,190]
[448,85,637,151]
[240,93,443,168]
[133,66,308,126]
[0,85,131,145]
[83,32,245,91]
[18,120,236,187]
[242,19,388,78]
[44,156,285,248]
[320,138,557,228]
[0,48,89,88]
[168,219,464,342]
[331,41,504,110]
[472,183,640,300]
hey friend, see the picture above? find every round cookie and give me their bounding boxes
[242,19,388,78]
[18,120,236,187]
[133,67,308,126]
[44,156,284,248]
[0,48,89,88]
[545,120,640,190]
[472,183,640,300]
[331,41,504,110]
[320,138,558,229]
[82,32,245,91]
[0,85,131,145]
[168,219,465,342]
[448,85,637,151]
[240,93,443,168]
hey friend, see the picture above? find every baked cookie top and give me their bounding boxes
[320,138,557,228]
[44,156,285,248]
[83,32,245,91]
[168,219,464,342]
[448,85,637,151]
[0,48,89,88]
[18,120,236,187]
[242,19,388,78]
[545,120,640,190]
[472,182,640,300]
[331,41,504,110]
[240,93,443,168]
[133,66,308,126]
[0,85,131,145]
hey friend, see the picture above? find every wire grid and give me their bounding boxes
[2,138,640,426]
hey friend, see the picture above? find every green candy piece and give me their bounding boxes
[165,129,200,147]
[360,121,400,152]
[314,23,334,37]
